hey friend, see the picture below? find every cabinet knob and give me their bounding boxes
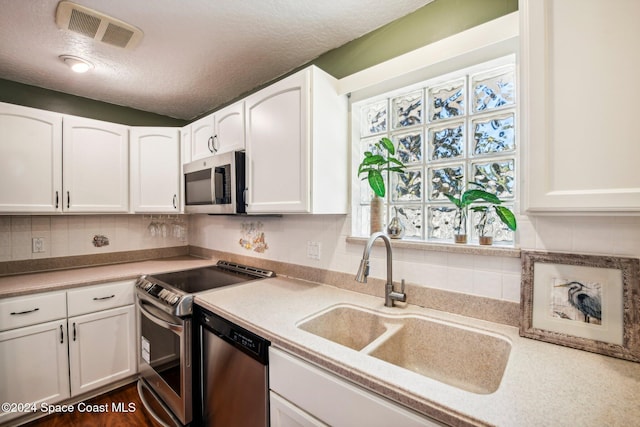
[173,194,177,209]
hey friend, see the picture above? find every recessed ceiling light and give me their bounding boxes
[59,55,94,73]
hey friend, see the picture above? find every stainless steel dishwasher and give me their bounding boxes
[197,306,270,427]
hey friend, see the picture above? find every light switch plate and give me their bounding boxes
[307,241,321,260]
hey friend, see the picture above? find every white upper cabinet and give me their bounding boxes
[0,102,62,213]
[63,116,129,213]
[130,127,180,213]
[181,124,192,166]
[244,66,347,214]
[188,101,245,163]
[190,113,215,161]
[214,101,245,154]
[520,0,640,213]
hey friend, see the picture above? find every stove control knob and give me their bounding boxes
[169,295,180,306]
[163,292,178,305]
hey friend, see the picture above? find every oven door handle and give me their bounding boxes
[138,301,184,333]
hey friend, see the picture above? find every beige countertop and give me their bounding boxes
[196,276,640,427]
[0,256,215,297]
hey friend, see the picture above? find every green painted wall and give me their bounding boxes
[313,0,518,78]
[0,78,186,126]
[0,0,516,125]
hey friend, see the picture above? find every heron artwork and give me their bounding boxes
[553,280,602,324]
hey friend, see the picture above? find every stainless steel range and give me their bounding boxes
[135,261,274,426]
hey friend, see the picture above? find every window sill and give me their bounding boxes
[346,236,521,258]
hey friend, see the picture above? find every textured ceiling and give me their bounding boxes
[0,0,433,120]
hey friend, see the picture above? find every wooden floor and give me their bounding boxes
[23,383,163,427]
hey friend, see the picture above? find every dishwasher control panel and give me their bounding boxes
[199,309,269,363]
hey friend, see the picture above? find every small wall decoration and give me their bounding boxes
[520,251,640,362]
[239,221,268,253]
[92,235,110,247]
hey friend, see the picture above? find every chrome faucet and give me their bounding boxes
[355,232,406,307]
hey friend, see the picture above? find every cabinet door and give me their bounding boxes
[214,101,245,154]
[63,116,129,212]
[181,124,192,165]
[270,391,329,427]
[0,320,70,424]
[521,0,640,213]
[190,114,215,161]
[245,70,310,213]
[130,127,180,213]
[0,102,62,213]
[68,305,136,396]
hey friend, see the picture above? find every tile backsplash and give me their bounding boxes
[0,215,187,262]
[188,214,640,304]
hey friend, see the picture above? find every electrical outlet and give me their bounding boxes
[32,237,45,253]
[307,241,321,260]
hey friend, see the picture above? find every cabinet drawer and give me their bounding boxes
[67,280,135,317]
[0,291,67,332]
[269,347,443,427]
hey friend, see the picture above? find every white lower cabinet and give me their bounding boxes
[68,305,137,396]
[0,281,136,424]
[269,347,444,427]
[0,319,70,424]
[270,391,328,427]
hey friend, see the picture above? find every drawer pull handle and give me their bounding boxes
[93,295,115,301]
[73,322,77,341]
[10,308,40,315]
[60,324,64,344]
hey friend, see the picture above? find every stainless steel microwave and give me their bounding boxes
[183,151,246,214]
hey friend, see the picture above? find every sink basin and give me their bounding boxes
[367,317,511,394]
[297,305,388,351]
[297,305,511,394]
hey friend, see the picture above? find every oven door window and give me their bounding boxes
[140,306,183,397]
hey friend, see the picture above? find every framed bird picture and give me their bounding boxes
[520,251,640,362]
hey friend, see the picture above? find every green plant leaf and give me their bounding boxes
[461,189,501,206]
[387,157,406,168]
[386,167,406,173]
[367,170,385,197]
[379,137,395,155]
[360,154,385,166]
[444,193,462,208]
[470,206,488,212]
[494,205,517,230]
[363,151,373,157]
[468,181,486,189]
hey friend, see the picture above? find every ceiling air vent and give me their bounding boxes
[55,1,143,49]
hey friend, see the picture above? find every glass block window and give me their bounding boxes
[353,59,517,245]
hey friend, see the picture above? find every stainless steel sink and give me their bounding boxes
[296,304,511,394]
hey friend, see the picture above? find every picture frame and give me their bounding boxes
[520,251,640,362]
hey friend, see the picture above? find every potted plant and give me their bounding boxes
[357,137,406,234]
[445,182,516,244]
